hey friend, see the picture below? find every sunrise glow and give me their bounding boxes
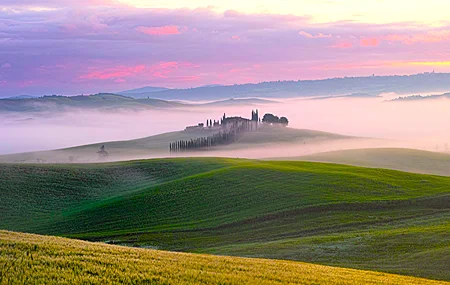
[116,0,450,25]
[1,0,450,96]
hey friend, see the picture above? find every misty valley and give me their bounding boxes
[2,77,450,284]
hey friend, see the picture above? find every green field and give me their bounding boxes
[0,125,348,163]
[288,148,450,177]
[2,231,447,285]
[1,158,449,281]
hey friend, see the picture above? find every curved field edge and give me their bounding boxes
[283,148,450,177]
[1,231,448,285]
[47,161,450,235]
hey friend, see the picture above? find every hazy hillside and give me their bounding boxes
[0,93,186,113]
[2,231,445,285]
[1,158,449,280]
[200,98,279,106]
[234,125,346,145]
[312,92,381,100]
[119,86,170,95]
[117,73,450,100]
[286,148,450,176]
[390,92,450,102]
[0,126,351,163]
[0,94,281,114]
[119,86,170,99]
[5,95,37,100]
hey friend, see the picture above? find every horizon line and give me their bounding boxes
[2,70,444,98]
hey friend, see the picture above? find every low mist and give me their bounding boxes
[2,92,450,159]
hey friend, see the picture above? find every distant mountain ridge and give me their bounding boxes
[118,73,450,100]
[118,86,170,98]
[5,72,450,101]
[119,86,170,95]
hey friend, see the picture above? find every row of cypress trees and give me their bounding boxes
[170,120,255,152]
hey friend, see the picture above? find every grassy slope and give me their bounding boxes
[0,126,348,163]
[0,158,239,230]
[1,231,448,285]
[289,148,450,177]
[234,125,346,145]
[1,158,449,280]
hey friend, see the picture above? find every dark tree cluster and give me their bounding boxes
[262,113,289,126]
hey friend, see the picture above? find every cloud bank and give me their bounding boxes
[1,1,450,96]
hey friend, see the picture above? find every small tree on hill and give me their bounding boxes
[262,113,279,124]
[279,117,289,126]
[97,145,109,160]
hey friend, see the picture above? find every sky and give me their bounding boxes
[1,0,450,96]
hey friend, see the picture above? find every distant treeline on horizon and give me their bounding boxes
[3,72,450,101]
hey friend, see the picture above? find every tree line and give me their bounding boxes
[170,119,255,152]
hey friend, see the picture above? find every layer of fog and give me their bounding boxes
[2,92,450,158]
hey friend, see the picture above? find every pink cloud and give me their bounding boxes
[136,25,181,36]
[311,62,375,71]
[330,41,353,49]
[79,65,146,80]
[360,37,380,47]
[78,61,199,82]
[6,5,450,94]
[150,62,199,79]
[158,61,179,69]
[385,30,450,44]
[299,31,332,39]
[357,30,450,47]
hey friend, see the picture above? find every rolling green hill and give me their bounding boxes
[2,231,447,285]
[1,158,449,280]
[285,148,450,177]
[0,126,349,163]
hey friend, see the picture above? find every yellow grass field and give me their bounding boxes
[1,231,448,285]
